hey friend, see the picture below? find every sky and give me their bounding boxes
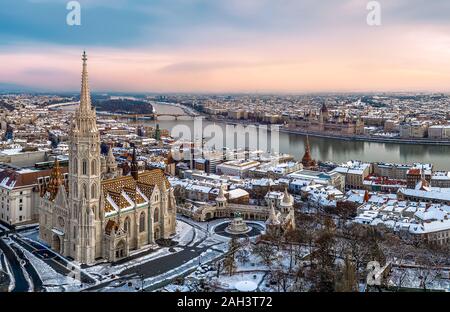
[2,0,450,93]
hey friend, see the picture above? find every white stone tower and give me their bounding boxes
[215,184,227,208]
[279,188,294,214]
[67,51,102,264]
[105,144,118,179]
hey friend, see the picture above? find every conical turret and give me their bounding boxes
[266,201,280,225]
[215,184,227,208]
[280,187,293,213]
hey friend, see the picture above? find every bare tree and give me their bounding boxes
[335,254,358,292]
[223,237,240,276]
[252,243,277,268]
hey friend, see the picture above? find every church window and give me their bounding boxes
[139,212,145,232]
[73,182,78,196]
[83,184,87,199]
[73,158,78,174]
[91,183,97,198]
[82,159,87,175]
[91,159,97,175]
[154,208,159,222]
[73,227,76,239]
[124,217,131,233]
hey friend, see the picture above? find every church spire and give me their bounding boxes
[305,135,310,153]
[301,135,317,169]
[74,51,97,135]
[131,146,139,180]
[80,51,92,113]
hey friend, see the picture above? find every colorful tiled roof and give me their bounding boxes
[102,169,169,211]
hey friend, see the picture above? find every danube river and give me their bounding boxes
[148,102,450,170]
[56,101,450,170]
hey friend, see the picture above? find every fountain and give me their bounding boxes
[225,213,251,235]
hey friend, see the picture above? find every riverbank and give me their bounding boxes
[278,128,450,146]
[202,116,450,146]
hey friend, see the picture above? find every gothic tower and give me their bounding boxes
[130,146,139,180]
[301,135,317,169]
[67,52,102,264]
[320,101,329,121]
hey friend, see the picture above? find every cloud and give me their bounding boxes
[2,1,450,92]
[22,67,71,76]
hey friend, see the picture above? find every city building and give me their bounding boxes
[0,165,68,226]
[330,161,371,190]
[216,159,260,177]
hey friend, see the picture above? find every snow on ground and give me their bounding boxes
[216,272,265,291]
[15,244,82,292]
[142,247,223,288]
[85,246,178,277]
[161,239,311,292]
[95,248,224,292]
[15,223,39,231]
[5,239,33,292]
[0,250,4,272]
[388,267,450,291]
[0,249,15,292]
[9,216,272,292]
[172,220,194,247]
[19,228,40,243]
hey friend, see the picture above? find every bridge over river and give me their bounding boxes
[49,101,198,120]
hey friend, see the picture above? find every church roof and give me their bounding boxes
[102,168,170,212]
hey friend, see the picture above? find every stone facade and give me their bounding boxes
[38,53,176,264]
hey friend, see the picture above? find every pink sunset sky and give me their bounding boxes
[2,0,450,93]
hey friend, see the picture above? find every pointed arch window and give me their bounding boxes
[83,184,87,199]
[73,158,78,174]
[139,212,145,233]
[82,159,87,175]
[154,208,159,223]
[91,159,97,175]
[124,217,131,233]
[91,183,97,198]
[73,182,78,196]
